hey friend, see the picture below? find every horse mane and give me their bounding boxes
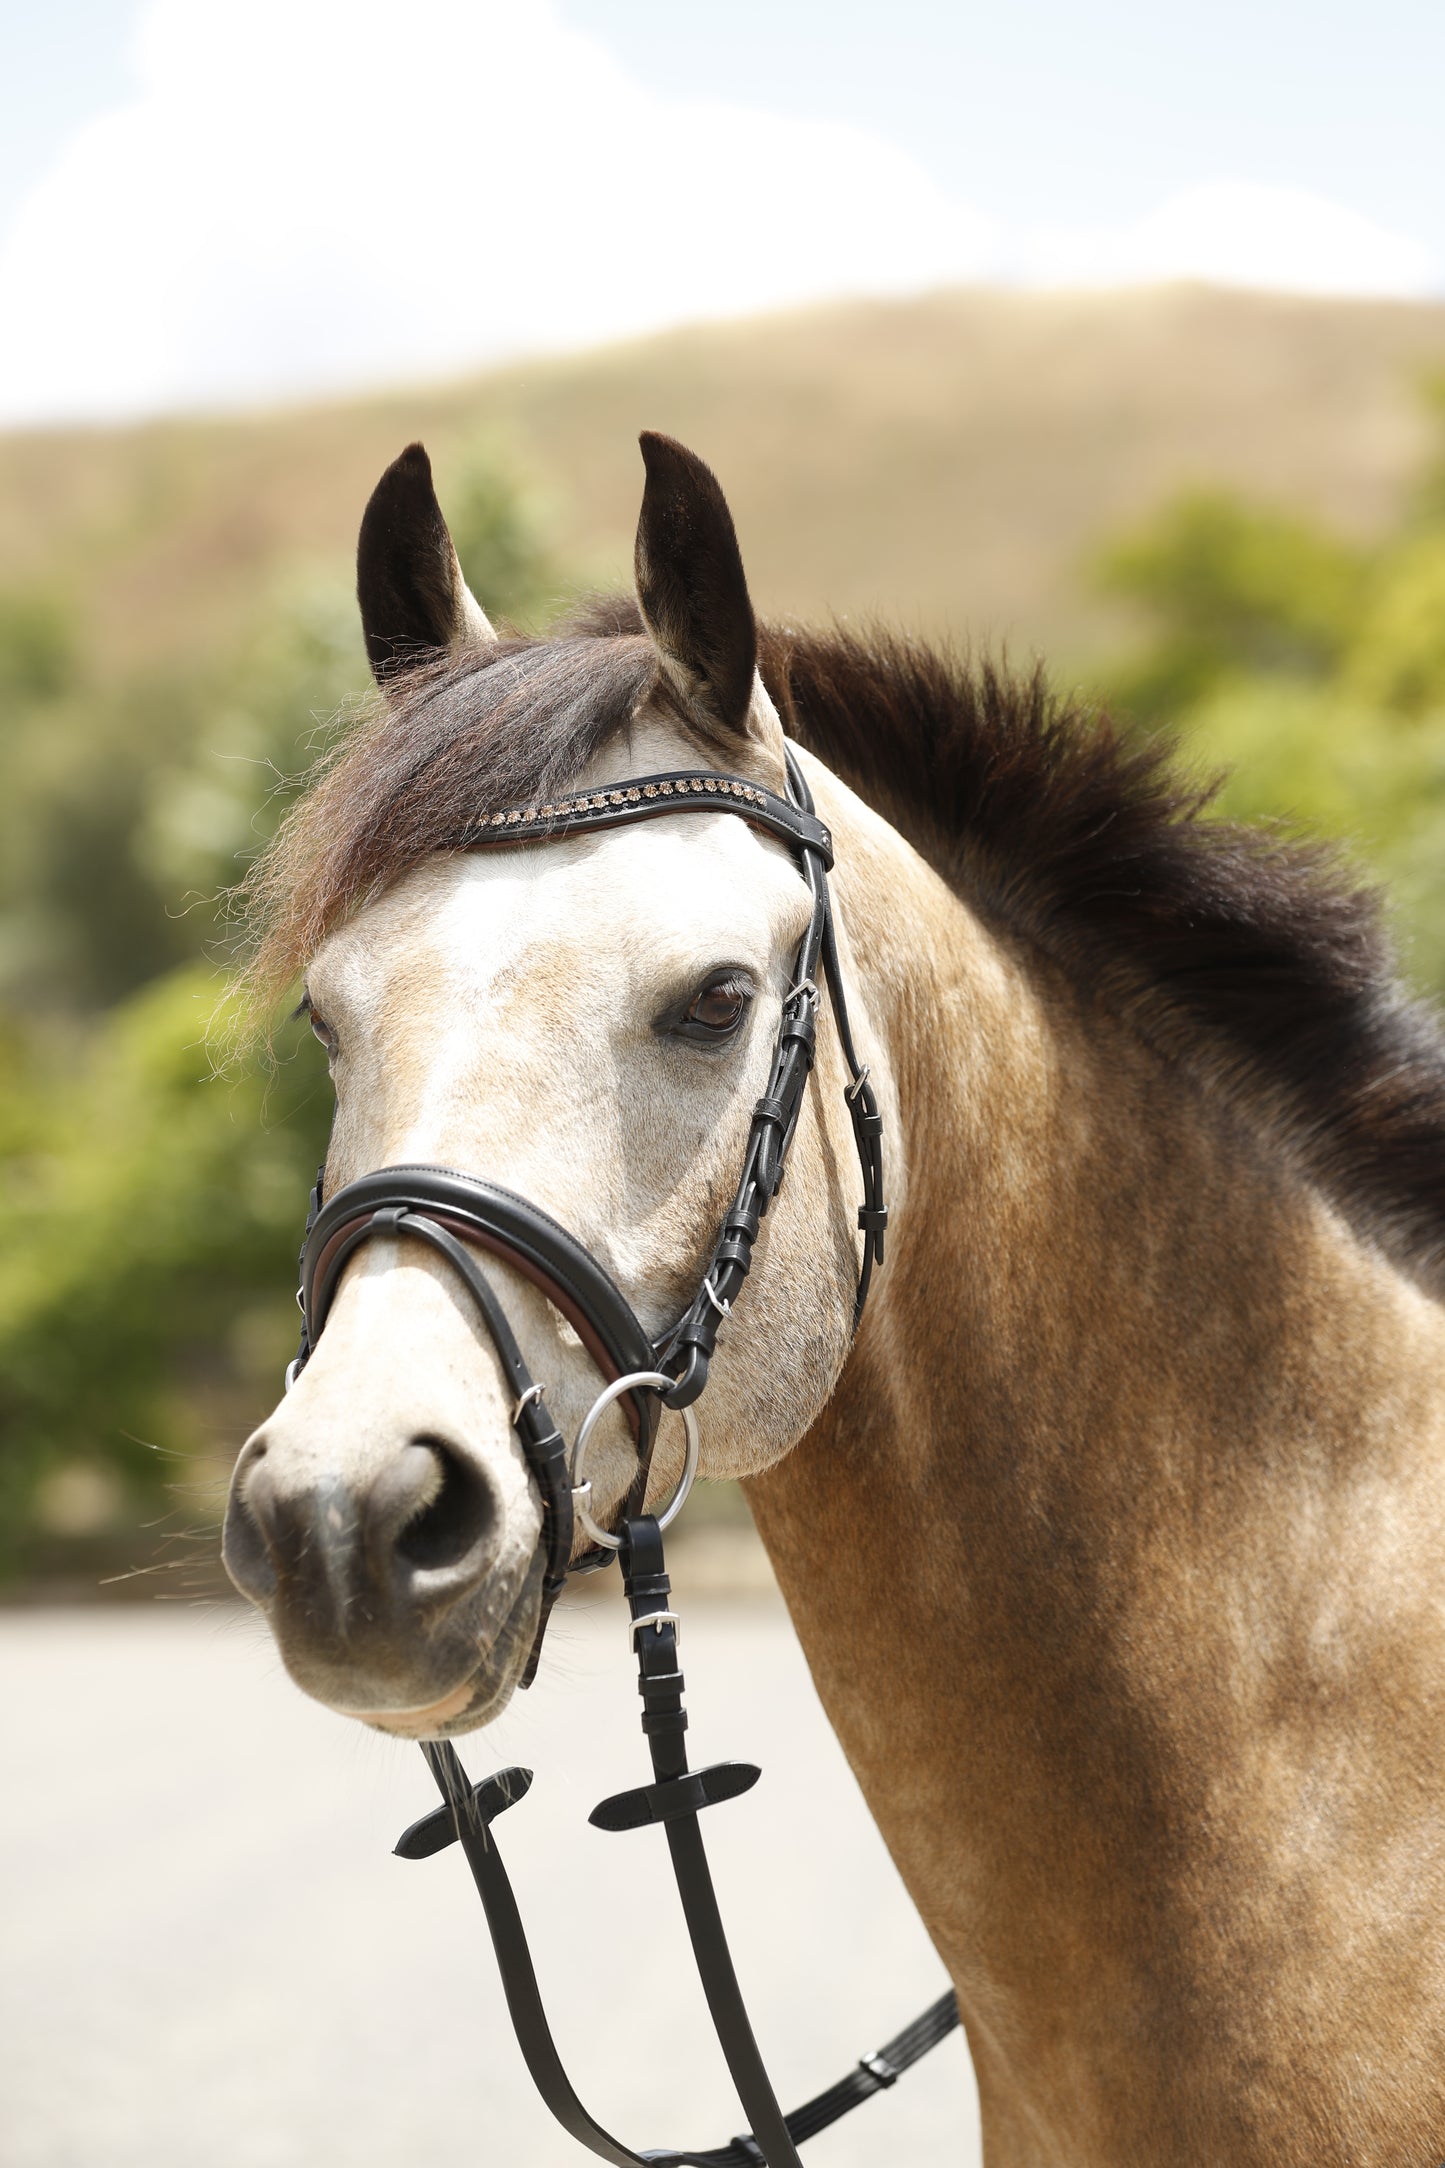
[242,598,1445,1280]
[756,615,1445,1281]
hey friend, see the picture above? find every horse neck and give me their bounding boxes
[747,788,1445,2164]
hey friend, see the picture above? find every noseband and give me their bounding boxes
[285,746,956,2165]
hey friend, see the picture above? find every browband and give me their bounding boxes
[442,769,834,866]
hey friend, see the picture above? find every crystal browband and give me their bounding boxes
[481,774,765,824]
[454,766,834,868]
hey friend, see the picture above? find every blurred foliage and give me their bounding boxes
[0,579,366,1011]
[0,974,332,1576]
[447,437,561,630]
[1092,380,1445,988]
[0,455,562,1580]
[0,588,77,703]
[1096,494,1365,719]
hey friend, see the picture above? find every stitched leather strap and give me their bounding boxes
[654,747,883,1408]
[674,1991,960,2167]
[418,1741,645,2168]
[300,1167,665,1680]
[617,1518,803,2168]
[303,1165,660,1444]
[444,770,834,869]
[403,1523,959,2168]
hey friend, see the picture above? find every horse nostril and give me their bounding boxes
[222,1439,278,1604]
[389,1439,498,1577]
[224,1433,501,1633]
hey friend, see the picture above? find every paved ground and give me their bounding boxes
[0,1586,981,2168]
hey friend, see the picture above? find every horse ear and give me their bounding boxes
[356,442,496,681]
[634,433,774,755]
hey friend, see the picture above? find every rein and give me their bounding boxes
[286,746,958,2164]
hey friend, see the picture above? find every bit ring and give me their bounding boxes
[570,1370,700,1550]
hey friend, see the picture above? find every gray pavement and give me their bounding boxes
[0,1585,981,2167]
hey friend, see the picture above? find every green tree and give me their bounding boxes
[0,969,331,1575]
[0,581,365,1010]
[1096,492,1367,723]
[0,587,77,703]
[1091,381,1445,994]
[445,442,560,628]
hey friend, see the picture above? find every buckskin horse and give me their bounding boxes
[223,432,1445,2164]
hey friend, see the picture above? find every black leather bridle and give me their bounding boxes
[289,750,886,1669]
[285,746,957,2165]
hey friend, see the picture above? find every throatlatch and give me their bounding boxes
[287,745,955,2164]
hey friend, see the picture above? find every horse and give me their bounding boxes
[222,430,1445,2164]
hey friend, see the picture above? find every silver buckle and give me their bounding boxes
[630,1610,680,1647]
[701,1276,730,1319]
[512,1381,546,1424]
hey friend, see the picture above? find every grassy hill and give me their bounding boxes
[5,283,1445,679]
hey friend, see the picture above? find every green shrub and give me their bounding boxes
[0,968,331,1572]
[1091,383,1445,995]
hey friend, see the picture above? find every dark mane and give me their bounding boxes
[755,616,1445,1281]
[243,601,1445,1279]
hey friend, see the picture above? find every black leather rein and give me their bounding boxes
[284,748,958,2166]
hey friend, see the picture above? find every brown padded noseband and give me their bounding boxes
[302,1168,660,1446]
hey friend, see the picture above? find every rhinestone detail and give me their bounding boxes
[469,776,782,838]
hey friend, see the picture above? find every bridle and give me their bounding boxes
[284,744,957,2165]
[288,748,885,1671]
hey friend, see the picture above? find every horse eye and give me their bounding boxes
[682,974,752,1037]
[297,994,338,1061]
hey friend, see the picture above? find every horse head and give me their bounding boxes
[221,434,880,1735]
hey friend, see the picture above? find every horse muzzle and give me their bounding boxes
[222,1416,545,1728]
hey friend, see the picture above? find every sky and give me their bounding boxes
[1,0,1441,427]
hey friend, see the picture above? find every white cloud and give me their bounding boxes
[1020,181,1440,297]
[0,2,1437,426]
[0,0,997,424]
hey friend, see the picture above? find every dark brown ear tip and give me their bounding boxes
[638,430,712,486]
[368,442,436,510]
